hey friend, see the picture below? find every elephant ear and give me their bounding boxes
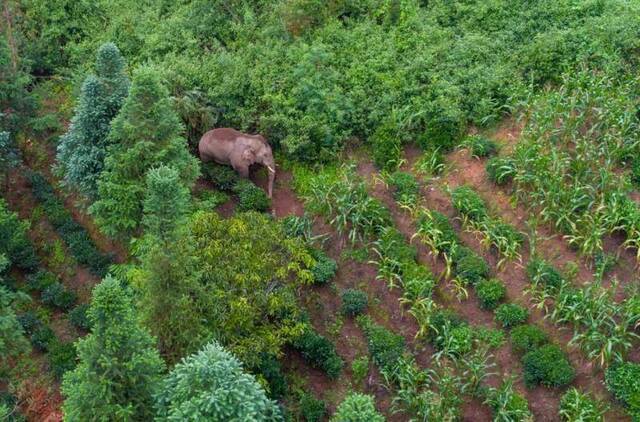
[241,147,256,164]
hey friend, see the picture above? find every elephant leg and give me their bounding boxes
[235,164,250,179]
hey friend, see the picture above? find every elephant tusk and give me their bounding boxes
[267,165,275,173]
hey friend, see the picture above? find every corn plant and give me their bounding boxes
[484,377,533,422]
[414,148,446,178]
[559,388,608,422]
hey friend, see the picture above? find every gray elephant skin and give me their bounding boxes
[198,128,276,197]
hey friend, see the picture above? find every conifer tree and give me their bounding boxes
[90,66,199,238]
[56,42,129,198]
[132,165,206,363]
[62,276,165,421]
[155,341,282,421]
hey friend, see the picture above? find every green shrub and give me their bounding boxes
[48,340,77,380]
[293,328,343,379]
[26,270,58,292]
[485,378,532,421]
[30,325,55,352]
[310,248,337,285]
[281,215,315,241]
[371,119,402,172]
[454,250,490,285]
[451,186,488,222]
[255,353,287,400]
[510,325,548,354]
[41,282,77,311]
[522,344,575,388]
[357,316,405,371]
[387,171,420,206]
[201,162,239,191]
[631,158,640,188]
[486,157,516,186]
[606,362,640,419]
[0,200,39,271]
[351,356,369,384]
[299,392,326,422]
[526,258,564,290]
[559,388,608,421]
[474,327,506,349]
[331,392,384,422]
[475,278,506,310]
[495,303,528,328]
[401,262,436,302]
[341,289,368,316]
[464,135,498,158]
[437,324,473,357]
[17,311,41,335]
[68,304,92,331]
[234,180,271,212]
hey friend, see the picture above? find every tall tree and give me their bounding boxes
[155,341,282,421]
[131,165,207,363]
[56,42,129,198]
[90,66,199,238]
[62,275,165,421]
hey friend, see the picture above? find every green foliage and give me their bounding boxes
[494,303,528,329]
[62,276,165,421]
[351,355,370,384]
[0,286,30,369]
[48,340,77,380]
[190,211,313,368]
[27,171,111,275]
[358,315,405,371]
[0,131,20,181]
[526,258,564,290]
[463,135,498,158]
[26,269,58,292]
[201,162,239,191]
[234,179,271,212]
[371,117,402,171]
[559,388,608,422]
[56,42,129,198]
[41,282,77,311]
[30,325,55,352]
[255,353,287,400]
[299,392,326,422]
[522,344,575,388]
[486,157,516,186]
[341,289,368,317]
[135,170,207,363]
[474,327,505,349]
[68,304,91,331]
[451,185,488,222]
[155,341,281,421]
[510,325,548,354]
[331,393,384,422]
[281,214,316,241]
[387,171,420,207]
[90,66,199,238]
[605,362,640,419]
[485,377,533,422]
[475,278,506,310]
[0,199,39,271]
[453,249,489,285]
[310,248,337,285]
[293,327,343,379]
[414,148,446,178]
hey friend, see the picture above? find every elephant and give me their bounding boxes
[198,128,276,197]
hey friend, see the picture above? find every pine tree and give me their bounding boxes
[61,275,165,421]
[90,66,199,238]
[155,341,282,421]
[56,42,129,198]
[132,165,206,363]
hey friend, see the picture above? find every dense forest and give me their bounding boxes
[2,0,640,421]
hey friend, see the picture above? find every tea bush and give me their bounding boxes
[0,200,39,272]
[495,303,528,329]
[526,258,564,290]
[299,392,326,422]
[30,325,55,352]
[254,353,287,400]
[358,315,405,371]
[48,340,77,380]
[522,344,575,388]
[41,282,77,311]
[293,328,343,379]
[68,304,92,331]
[510,325,549,354]
[341,289,368,317]
[233,180,271,212]
[310,248,337,285]
[454,250,490,285]
[606,362,640,419]
[387,171,420,206]
[351,356,369,384]
[464,135,498,158]
[475,278,506,310]
[451,186,488,222]
[26,270,58,292]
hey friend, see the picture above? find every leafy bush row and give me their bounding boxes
[0,199,39,272]
[292,326,343,379]
[26,171,111,276]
